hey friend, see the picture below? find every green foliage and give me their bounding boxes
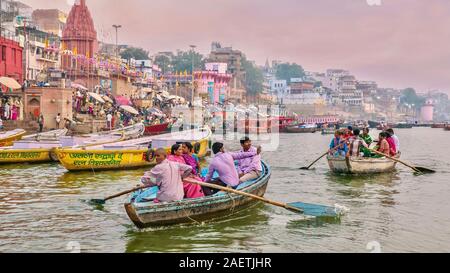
[120,47,150,60]
[171,51,205,74]
[401,88,425,108]
[275,63,305,84]
[154,55,172,74]
[242,57,264,95]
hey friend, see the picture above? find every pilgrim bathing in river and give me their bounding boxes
[140,138,262,202]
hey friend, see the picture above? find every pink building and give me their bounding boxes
[194,63,231,104]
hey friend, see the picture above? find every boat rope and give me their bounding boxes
[227,192,236,213]
[181,206,201,225]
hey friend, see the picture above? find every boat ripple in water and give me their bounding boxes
[334,204,350,216]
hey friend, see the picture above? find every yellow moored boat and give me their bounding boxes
[0,124,145,165]
[0,129,26,147]
[0,129,68,164]
[55,127,211,171]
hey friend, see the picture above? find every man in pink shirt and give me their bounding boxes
[141,148,193,203]
[237,137,262,183]
[203,142,261,196]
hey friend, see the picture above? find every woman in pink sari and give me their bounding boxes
[168,144,204,199]
[11,105,17,120]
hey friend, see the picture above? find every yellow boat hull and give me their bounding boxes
[55,138,210,171]
[0,132,26,147]
[0,148,52,164]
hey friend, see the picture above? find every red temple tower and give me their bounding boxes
[61,0,98,71]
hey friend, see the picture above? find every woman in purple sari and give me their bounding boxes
[182,142,200,176]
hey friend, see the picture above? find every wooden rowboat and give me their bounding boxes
[0,124,145,165]
[125,160,271,228]
[327,155,397,174]
[0,129,26,147]
[321,128,336,135]
[0,129,68,164]
[285,125,317,133]
[431,123,447,129]
[55,127,211,172]
[143,122,170,136]
[22,129,68,141]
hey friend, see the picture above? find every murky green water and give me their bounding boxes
[1,128,450,253]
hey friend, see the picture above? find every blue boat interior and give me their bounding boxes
[131,161,268,203]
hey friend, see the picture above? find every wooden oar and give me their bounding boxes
[87,185,152,205]
[185,178,341,218]
[300,140,347,170]
[369,149,435,174]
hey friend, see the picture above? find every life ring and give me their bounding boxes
[146,149,156,162]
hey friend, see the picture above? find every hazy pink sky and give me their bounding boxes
[22,0,450,93]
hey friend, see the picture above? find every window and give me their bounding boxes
[12,49,16,64]
[2,46,6,61]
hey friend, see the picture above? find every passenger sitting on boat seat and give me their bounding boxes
[167,144,205,199]
[237,137,262,183]
[141,148,193,203]
[203,142,261,196]
[360,128,373,157]
[329,131,348,157]
[386,129,400,153]
[182,142,200,176]
[346,129,368,157]
[376,132,391,157]
[361,128,373,146]
[343,126,353,139]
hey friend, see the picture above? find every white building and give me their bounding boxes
[323,69,350,92]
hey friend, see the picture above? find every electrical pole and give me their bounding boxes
[112,24,122,59]
[189,45,196,105]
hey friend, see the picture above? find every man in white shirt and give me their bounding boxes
[106,113,113,130]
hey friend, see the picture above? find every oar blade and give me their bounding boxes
[414,167,436,174]
[87,199,106,206]
[287,202,343,218]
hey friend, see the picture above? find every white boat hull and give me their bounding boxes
[327,156,397,174]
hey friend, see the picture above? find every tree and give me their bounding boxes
[242,57,264,95]
[275,63,305,84]
[401,88,425,109]
[154,55,172,74]
[171,50,205,74]
[120,47,150,60]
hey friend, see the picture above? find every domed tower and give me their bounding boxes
[61,0,98,70]
[420,98,434,122]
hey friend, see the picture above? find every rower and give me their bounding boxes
[203,142,261,196]
[237,137,262,183]
[329,130,348,157]
[140,148,193,203]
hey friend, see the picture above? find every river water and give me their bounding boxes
[1,128,449,253]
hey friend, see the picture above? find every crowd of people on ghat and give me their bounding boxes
[329,126,401,158]
[140,137,262,203]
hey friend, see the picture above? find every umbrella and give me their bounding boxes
[115,96,132,106]
[88,92,105,104]
[102,96,114,104]
[0,77,22,90]
[120,105,139,115]
[71,83,88,91]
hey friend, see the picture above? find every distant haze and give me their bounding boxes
[22,0,450,93]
